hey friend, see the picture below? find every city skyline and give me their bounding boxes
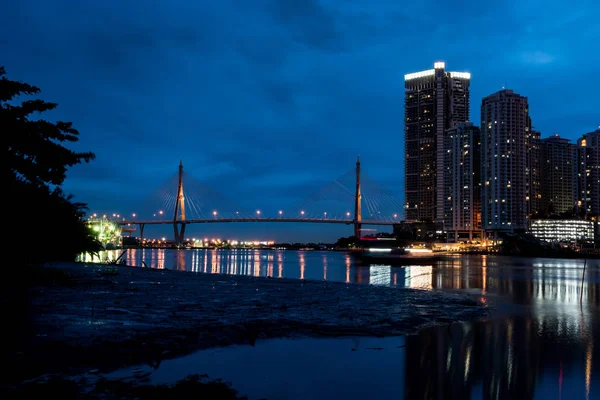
[2,0,599,241]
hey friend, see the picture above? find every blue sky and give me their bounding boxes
[2,0,599,242]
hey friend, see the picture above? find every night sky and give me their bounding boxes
[2,0,599,242]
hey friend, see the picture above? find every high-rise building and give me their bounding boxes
[574,128,600,217]
[404,61,470,223]
[443,123,481,241]
[480,89,535,234]
[540,134,575,215]
[526,127,541,217]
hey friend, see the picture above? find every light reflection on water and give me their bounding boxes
[82,250,599,399]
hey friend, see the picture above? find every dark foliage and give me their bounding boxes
[2,66,102,263]
[498,233,579,258]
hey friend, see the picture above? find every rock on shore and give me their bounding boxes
[4,262,488,383]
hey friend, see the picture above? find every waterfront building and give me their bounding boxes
[574,127,600,217]
[540,134,575,215]
[529,219,594,244]
[480,89,538,235]
[443,123,482,241]
[527,128,541,217]
[404,61,470,224]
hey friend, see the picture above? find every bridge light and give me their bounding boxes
[213,211,217,216]
[159,210,163,215]
[132,213,136,217]
[279,210,283,215]
[346,212,350,217]
[394,214,398,218]
[300,210,305,215]
[256,210,261,215]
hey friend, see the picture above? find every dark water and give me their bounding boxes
[89,249,600,400]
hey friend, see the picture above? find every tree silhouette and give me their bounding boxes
[2,66,102,263]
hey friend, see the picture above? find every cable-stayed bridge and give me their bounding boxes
[114,158,404,245]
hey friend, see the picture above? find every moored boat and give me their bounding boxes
[353,247,446,265]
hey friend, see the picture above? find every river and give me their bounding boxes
[83,249,599,399]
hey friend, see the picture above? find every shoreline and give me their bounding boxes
[4,261,489,385]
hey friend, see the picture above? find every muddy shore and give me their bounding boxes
[3,262,488,385]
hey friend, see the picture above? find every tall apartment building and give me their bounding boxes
[540,134,575,214]
[480,89,535,234]
[574,128,600,217]
[443,123,481,241]
[404,61,470,223]
[526,127,541,217]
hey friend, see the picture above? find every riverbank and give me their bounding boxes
[2,261,488,392]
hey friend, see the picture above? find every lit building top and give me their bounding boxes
[449,71,471,79]
[404,63,470,80]
[404,69,435,80]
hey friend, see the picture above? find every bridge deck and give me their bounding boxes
[117,218,399,226]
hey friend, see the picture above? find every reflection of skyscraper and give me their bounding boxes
[404,62,471,223]
[404,258,599,400]
[404,323,479,400]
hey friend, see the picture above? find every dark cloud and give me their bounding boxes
[267,0,344,51]
[2,0,599,241]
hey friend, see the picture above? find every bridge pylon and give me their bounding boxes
[173,160,187,246]
[354,156,362,238]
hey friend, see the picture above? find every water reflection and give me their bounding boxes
[80,250,599,302]
[79,250,599,398]
[405,315,599,400]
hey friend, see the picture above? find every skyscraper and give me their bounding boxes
[526,127,541,217]
[540,134,575,215]
[574,128,600,217]
[443,123,481,241]
[480,89,534,234]
[404,62,470,223]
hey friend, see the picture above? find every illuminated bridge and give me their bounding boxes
[111,158,405,245]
